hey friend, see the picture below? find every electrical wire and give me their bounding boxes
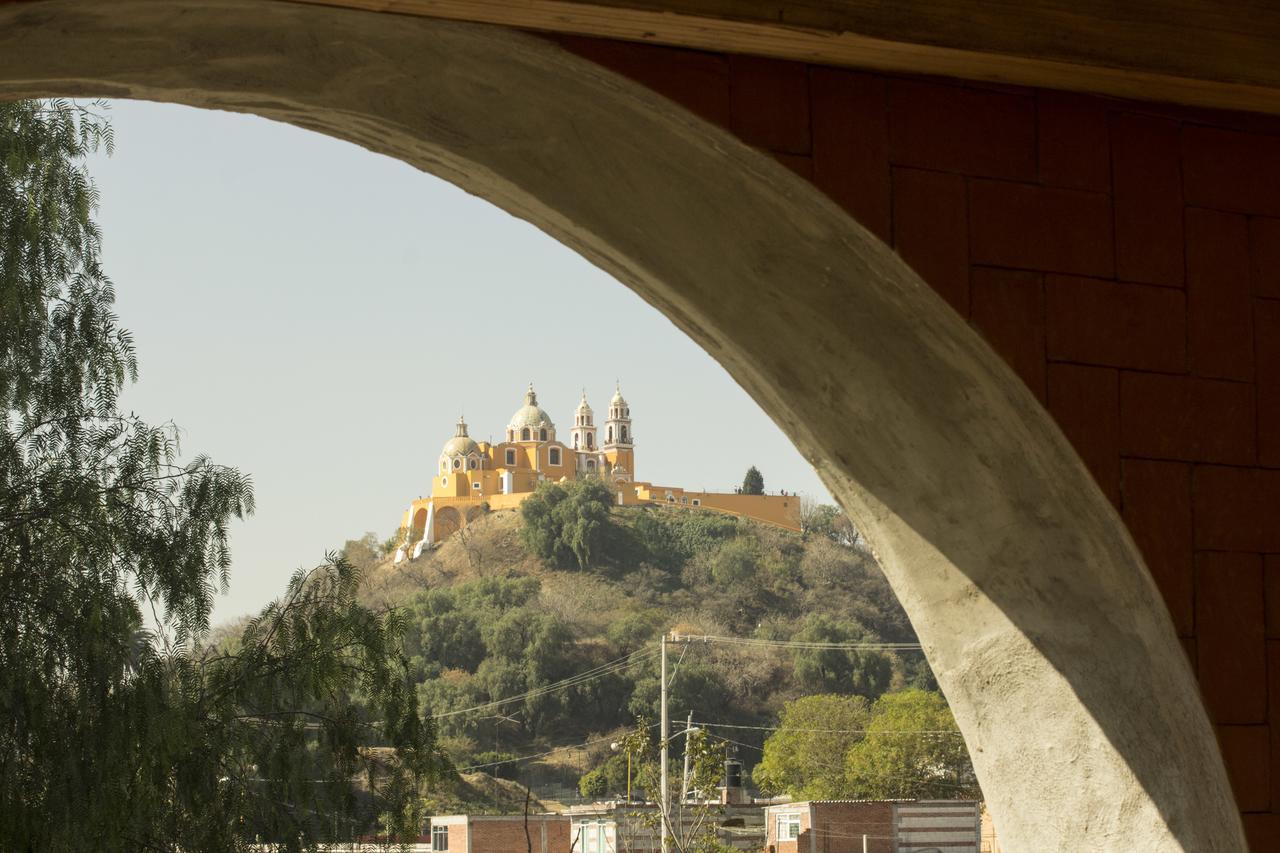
[434,647,658,719]
[692,720,964,736]
[671,633,922,651]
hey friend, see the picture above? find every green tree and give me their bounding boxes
[753,694,870,798]
[520,477,615,570]
[0,100,445,851]
[791,613,894,699]
[844,689,978,799]
[740,466,764,495]
[617,722,730,853]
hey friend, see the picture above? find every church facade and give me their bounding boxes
[396,385,800,560]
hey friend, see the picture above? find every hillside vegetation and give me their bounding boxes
[343,480,934,805]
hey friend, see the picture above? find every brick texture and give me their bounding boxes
[564,37,1280,824]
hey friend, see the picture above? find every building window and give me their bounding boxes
[587,435,593,449]
[692,498,701,506]
[607,427,613,442]
[506,449,516,466]
[549,447,561,466]
[440,476,448,487]
[431,824,449,850]
[621,426,628,442]
[521,427,531,441]
[587,459,596,471]
[452,458,461,470]
[468,458,477,470]
[540,428,547,441]
[473,482,481,490]
[777,815,800,841]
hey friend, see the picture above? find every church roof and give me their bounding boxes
[442,415,479,456]
[509,385,555,430]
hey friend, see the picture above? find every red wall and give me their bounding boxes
[556,35,1280,849]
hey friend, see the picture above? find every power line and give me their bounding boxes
[457,724,662,772]
[692,720,964,736]
[434,647,657,719]
[671,633,922,651]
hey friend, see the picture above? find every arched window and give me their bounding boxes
[441,476,448,487]
[587,459,596,471]
[521,427,530,441]
[573,436,579,449]
[540,428,547,441]
[587,435,593,449]
[621,426,628,442]
[607,426,613,442]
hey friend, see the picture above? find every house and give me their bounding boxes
[567,801,765,853]
[764,800,981,853]
[425,813,570,852]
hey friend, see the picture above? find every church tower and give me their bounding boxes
[571,391,597,452]
[602,385,634,481]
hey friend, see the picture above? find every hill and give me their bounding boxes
[340,484,930,807]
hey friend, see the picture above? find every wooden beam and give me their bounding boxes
[283,0,1280,115]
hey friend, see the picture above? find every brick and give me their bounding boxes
[1267,559,1280,639]
[969,267,1045,400]
[1120,373,1255,465]
[1122,459,1194,635]
[1244,814,1280,851]
[892,167,969,314]
[1047,364,1120,505]
[1037,91,1110,192]
[1250,217,1280,299]
[1045,275,1185,372]
[1197,553,1267,724]
[729,56,810,154]
[1194,466,1280,552]
[1111,113,1185,287]
[1184,126,1280,217]
[969,180,1114,277]
[887,79,1035,180]
[810,68,891,242]
[1217,725,1270,812]
[553,37,731,129]
[1258,300,1280,468]
[1187,208,1255,381]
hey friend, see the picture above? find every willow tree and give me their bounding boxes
[0,100,446,852]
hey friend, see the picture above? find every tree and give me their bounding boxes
[791,613,894,699]
[844,689,979,799]
[740,466,764,495]
[753,694,870,799]
[520,477,616,570]
[616,722,731,853]
[0,100,445,851]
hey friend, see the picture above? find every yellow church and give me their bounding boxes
[395,385,801,561]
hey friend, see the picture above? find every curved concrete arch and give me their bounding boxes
[0,1,1241,849]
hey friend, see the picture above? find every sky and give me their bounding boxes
[87,99,830,624]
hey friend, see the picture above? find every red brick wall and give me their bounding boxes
[468,816,571,852]
[556,35,1280,849]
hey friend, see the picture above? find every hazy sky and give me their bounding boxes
[87,99,830,624]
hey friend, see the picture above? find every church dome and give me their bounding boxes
[441,416,479,457]
[509,385,555,430]
[576,392,593,416]
[610,387,626,406]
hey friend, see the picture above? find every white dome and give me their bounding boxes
[509,385,555,431]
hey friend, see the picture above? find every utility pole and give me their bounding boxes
[659,632,670,853]
[680,711,694,802]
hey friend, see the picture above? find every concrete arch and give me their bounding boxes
[0,1,1240,849]
[410,507,429,541]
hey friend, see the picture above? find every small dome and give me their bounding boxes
[610,386,626,406]
[576,391,593,416]
[509,384,555,431]
[442,415,479,457]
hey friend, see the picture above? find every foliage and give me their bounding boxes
[791,614,894,698]
[616,722,729,853]
[0,99,444,851]
[740,466,764,495]
[752,695,870,798]
[844,689,978,799]
[520,477,616,570]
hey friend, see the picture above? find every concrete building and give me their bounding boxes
[764,800,981,853]
[425,813,570,853]
[396,384,800,554]
[567,801,765,852]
